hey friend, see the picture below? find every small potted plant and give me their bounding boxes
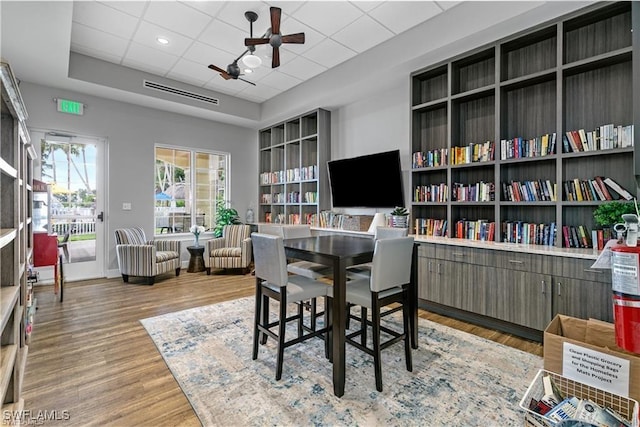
[389,206,409,228]
[213,200,241,237]
[593,201,637,229]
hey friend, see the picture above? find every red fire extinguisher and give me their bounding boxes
[611,216,640,354]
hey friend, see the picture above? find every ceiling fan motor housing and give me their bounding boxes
[227,62,240,78]
[270,33,282,48]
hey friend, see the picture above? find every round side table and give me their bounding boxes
[186,245,205,273]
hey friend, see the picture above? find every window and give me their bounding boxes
[155,145,229,235]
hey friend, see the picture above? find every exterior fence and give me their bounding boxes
[50,215,96,236]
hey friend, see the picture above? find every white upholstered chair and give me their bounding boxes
[251,232,332,380]
[341,236,414,392]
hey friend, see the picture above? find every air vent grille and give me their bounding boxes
[143,80,219,106]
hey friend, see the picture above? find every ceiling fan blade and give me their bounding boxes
[281,33,305,44]
[270,6,281,35]
[245,37,270,46]
[208,64,232,79]
[272,47,280,68]
[238,77,256,86]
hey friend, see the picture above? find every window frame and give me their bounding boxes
[154,143,231,237]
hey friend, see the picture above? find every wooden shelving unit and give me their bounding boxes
[410,2,637,248]
[258,108,331,225]
[1,60,35,412]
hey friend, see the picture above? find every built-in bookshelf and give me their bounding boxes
[1,61,35,415]
[258,109,331,225]
[410,2,637,249]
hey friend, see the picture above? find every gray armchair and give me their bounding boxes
[114,227,181,285]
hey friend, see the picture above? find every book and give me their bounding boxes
[603,177,634,200]
[562,225,571,248]
[594,176,613,200]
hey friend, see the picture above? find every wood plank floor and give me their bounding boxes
[24,271,542,426]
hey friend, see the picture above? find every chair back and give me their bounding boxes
[374,226,408,240]
[282,224,312,239]
[223,224,251,246]
[115,227,147,245]
[257,223,285,237]
[251,233,288,287]
[370,236,414,292]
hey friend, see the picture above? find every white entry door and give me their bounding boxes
[38,132,106,281]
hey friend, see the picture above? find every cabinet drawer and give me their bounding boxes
[437,246,496,267]
[417,243,436,258]
[556,257,611,283]
[495,251,548,273]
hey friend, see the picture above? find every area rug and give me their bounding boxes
[140,297,543,426]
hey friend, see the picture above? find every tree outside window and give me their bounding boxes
[155,146,229,235]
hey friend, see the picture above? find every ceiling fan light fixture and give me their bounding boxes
[242,53,262,69]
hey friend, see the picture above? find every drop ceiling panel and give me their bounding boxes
[143,2,213,39]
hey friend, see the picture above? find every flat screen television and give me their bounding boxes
[327,149,404,208]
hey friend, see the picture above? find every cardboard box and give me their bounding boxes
[544,314,640,403]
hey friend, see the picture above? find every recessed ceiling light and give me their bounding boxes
[156,37,169,45]
[244,68,253,74]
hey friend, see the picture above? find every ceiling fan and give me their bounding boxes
[207,60,255,86]
[245,6,305,68]
[207,11,262,86]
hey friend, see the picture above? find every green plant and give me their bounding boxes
[593,201,637,227]
[390,206,408,216]
[213,200,241,237]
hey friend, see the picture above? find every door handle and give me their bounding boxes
[97,211,104,222]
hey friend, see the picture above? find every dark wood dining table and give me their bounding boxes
[283,234,418,397]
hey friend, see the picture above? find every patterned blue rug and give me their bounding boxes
[140,297,542,426]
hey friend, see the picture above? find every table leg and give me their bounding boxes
[332,258,346,397]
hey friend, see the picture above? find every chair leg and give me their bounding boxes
[175,267,181,276]
[361,306,368,347]
[345,302,352,329]
[403,290,413,372]
[297,301,304,338]
[206,267,211,275]
[372,295,383,392]
[147,277,155,285]
[260,294,269,345]
[310,298,317,331]
[275,295,287,381]
[324,296,332,361]
[252,283,262,360]
[121,274,129,283]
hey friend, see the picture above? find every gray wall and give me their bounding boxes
[21,82,257,274]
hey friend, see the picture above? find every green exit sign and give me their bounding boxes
[57,98,84,115]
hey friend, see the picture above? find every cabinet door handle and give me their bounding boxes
[509,259,524,264]
[437,263,441,275]
[428,261,432,273]
[452,252,464,257]
[557,282,562,296]
[583,269,603,274]
[541,280,546,294]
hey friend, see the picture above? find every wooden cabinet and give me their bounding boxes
[1,61,34,412]
[551,257,613,322]
[410,2,637,248]
[492,268,553,331]
[258,109,331,225]
[416,238,615,341]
